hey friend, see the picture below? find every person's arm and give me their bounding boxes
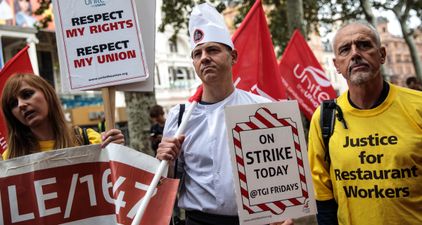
[316,199,338,225]
[308,107,338,225]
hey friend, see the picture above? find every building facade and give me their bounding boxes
[154,0,199,109]
[1,1,419,119]
[377,17,422,86]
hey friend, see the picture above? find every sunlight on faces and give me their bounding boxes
[333,24,386,86]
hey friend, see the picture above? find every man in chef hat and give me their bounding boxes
[157,3,293,225]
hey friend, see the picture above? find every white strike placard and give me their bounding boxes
[225,101,316,225]
[52,0,149,90]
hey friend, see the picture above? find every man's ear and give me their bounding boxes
[333,58,339,73]
[231,49,238,65]
[379,46,386,64]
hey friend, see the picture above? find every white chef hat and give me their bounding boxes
[188,3,234,50]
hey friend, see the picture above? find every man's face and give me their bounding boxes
[333,24,386,85]
[191,42,237,85]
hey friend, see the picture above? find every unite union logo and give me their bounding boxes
[84,0,106,7]
[293,64,331,107]
[294,65,331,87]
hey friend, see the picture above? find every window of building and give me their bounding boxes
[395,54,401,62]
[396,66,402,74]
[169,40,178,53]
[168,66,197,89]
[154,64,161,85]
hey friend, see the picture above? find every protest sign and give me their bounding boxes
[225,101,316,225]
[115,0,155,92]
[52,0,149,91]
[0,144,178,225]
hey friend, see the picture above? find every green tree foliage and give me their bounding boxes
[159,0,363,56]
[159,0,420,77]
[34,0,421,77]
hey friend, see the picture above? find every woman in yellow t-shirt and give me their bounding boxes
[1,73,124,160]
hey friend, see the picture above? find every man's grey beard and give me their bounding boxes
[349,71,373,85]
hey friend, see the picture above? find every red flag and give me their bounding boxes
[188,85,203,103]
[0,45,33,153]
[279,30,337,120]
[232,0,287,101]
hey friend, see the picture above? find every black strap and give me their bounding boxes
[320,100,337,164]
[73,126,90,146]
[177,104,185,127]
[172,104,186,224]
[174,104,185,179]
[320,100,348,165]
[82,128,90,145]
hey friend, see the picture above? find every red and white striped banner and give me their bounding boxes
[232,107,309,215]
[0,144,178,225]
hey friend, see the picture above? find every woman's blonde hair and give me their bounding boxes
[1,74,82,158]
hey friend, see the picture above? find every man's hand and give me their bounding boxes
[156,135,185,162]
[101,128,125,148]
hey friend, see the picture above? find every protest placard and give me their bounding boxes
[225,101,316,225]
[52,0,149,91]
[0,144,178,225]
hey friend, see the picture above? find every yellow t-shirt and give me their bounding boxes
[308,84,422,225]
[2,128,101,160]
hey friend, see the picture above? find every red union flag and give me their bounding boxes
[278,30,336,119]
[0,45,34,153]
[0,144,178,225]
[232,0,287,101]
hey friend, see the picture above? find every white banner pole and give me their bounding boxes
[131,101,198,225]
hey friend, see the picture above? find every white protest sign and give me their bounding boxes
[52,0,149,91]
[115,0,155,92]
[225,101,316,225]
[0,144,178,225]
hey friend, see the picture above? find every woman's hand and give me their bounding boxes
[101,128,125,148]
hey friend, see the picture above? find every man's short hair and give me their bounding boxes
[149,105,164,118]
[332,20,381,49]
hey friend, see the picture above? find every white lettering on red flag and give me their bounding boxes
[278,30,337,119]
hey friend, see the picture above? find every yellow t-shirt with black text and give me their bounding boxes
[308,84,422,225]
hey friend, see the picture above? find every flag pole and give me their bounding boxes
[131,86,202,225]
[101,86,116,130]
